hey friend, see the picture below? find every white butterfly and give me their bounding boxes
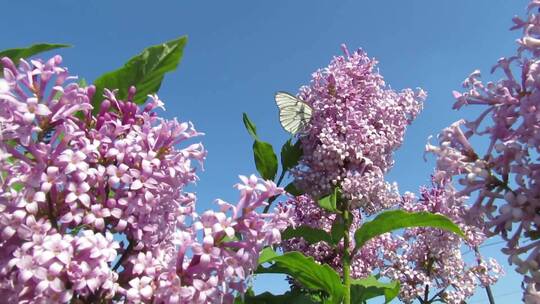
[275,91,313,134]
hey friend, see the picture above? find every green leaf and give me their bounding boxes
[253,140,278,181]
[217,233,239,245]
[354,210,465,251]
[243,291,319,304]
[258,247,279,265]
[350,276,400,303]
[0,43,70,66]
[92,36,187,112]
[257,251,344,304]
[330,218,345,245]
[243,113,258,140]
[11,182,23,192]
[78,78,88,88]
[234,296,243,304]
[284,182,304,196]
[281,226,333,245]
[280,139,302,172]
[68,224,88,236]
[318,187,340,213]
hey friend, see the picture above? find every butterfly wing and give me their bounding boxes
[275,91,313,134]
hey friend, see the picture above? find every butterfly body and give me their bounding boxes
[275,91,313,134]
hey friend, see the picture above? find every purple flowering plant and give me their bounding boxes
[0,36,470,304]
[240,46,467,304]
[0,39,290,303]
[0,34,465,303]
[8,2,540,302]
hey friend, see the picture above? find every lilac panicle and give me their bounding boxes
[292,45,425,212]
[425,1,540,300]
[0,55,287,303]
[281,44,501,304]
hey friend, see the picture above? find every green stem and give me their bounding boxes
[423,258,434,304]
[474,246,496,304]
[275,169,286,188]
[342,209,352,304]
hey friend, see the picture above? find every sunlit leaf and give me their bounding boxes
[354,210,465,251]
[253,140,278,181]
[243,113,258,140]
[243,291,319,304]
[92,36,187,112]
[258,247,279,265]
[257,251,344,304]
[0,43,70,69]
[350,276,400,303]
[318,187,340,213]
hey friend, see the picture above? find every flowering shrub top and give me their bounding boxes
[293,45,425,212]
[263,42,506,304]
[0,55,288,303]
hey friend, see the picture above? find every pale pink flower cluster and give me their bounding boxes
[0,56,288,303]
[383,183,502,304]
[5,228,119,303]
[293,45,425,212]
[143,175,290,304]
[425,1,540,296]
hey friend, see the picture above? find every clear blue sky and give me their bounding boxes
[2,0,529,302]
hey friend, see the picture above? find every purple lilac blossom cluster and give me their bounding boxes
[292,45,425,212]
[383,182,502,304]
[425,1,540,301]
[0,56,288,303]
[282,44,502,303]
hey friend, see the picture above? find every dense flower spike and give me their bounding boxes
[292,45,425,212]
[425,1,540,299]
[383,183,502,304]
[0,55,287,303]
[150,175,289,304]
